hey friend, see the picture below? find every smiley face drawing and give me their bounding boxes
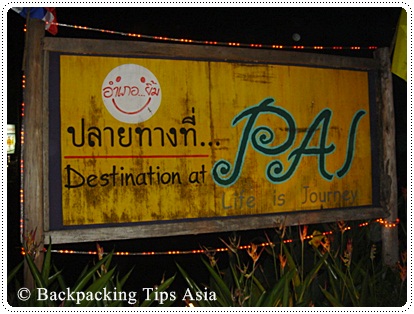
[102,64,162,123]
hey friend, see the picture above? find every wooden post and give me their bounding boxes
[22,17,45,289]
[374,47,399,268]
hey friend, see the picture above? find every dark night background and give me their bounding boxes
[6,6,407,305]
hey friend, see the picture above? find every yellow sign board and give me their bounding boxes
[57,55,372,226]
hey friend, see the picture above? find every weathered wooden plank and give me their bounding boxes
[43,37,379,71]
[43,49,50,233]
[44,207,387,244]
[374,48,399,267]
[23,18,45,289]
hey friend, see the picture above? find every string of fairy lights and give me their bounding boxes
[18,20,399,257]
[20,218,399,257]
[51,21,378,51]
[19,75,26,245]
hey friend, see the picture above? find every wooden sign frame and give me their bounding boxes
[23,21,395,249]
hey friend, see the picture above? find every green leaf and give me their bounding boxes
[282,242,301,288]
[359,268,371,306]
[201,257,233,305]
[320,286,344,306]
[53,264,68,292]
[253,291,267,307]
[328,259,359,306]
[139,274,176,307]
[176,262,214,306]
[229,262,241,291]
[104,268,135,307]
[297,251,328,303]
[261,269,295,307]
[41,242,52,286]
[73,263,90,288]
[78,267,116,306]
[282,271,291,307]
[46,269,64,288]
[63,253,113,306]
[314,247,338,280]
[252,275,266,294]
[327,266,341,301]
[104,250,114,272]
[117,266,134,290]
[7,260,23,285]
[24,253,47,289]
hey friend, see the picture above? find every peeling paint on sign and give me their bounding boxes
[57,55,372,226]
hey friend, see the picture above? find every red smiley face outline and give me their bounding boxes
[111,97,152,115]
[102,64,162,124]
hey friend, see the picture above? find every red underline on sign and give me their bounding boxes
[64,155,209,159]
